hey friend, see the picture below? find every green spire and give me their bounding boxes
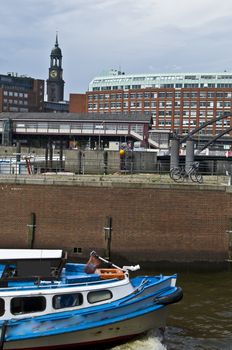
[55,32,59,47]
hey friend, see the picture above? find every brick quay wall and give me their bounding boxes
[0,175,231,265]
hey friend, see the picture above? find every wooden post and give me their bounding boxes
[27,213,36,249]
[103,151,108,175]
[226,218,232,262]
[104,216,112,260]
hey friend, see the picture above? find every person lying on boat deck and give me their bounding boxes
[84,254,101,274]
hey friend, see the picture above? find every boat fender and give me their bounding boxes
[122,265,140,272]
[153,287,183,306]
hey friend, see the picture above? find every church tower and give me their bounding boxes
[47,34,65,102]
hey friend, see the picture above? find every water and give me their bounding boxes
[110,270,232,350]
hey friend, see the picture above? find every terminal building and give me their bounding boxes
[69,69,232,136]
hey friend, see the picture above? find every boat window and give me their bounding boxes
[0,298,4,316]
[53,293,83,309]
[11,296,46,315]
[87,290,112,304]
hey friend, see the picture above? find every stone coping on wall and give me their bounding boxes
[0,173,230,192]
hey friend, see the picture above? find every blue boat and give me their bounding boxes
[0,249,183,349]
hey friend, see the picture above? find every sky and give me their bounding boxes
[1,0,232,100]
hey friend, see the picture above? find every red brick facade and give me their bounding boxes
[69,93,86,113]
[0,182,230,264]
[70,88,232,135]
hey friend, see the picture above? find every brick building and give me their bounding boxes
[70,69,232,136]
[0,73,44,113]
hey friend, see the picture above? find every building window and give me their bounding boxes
[184,84,199,88]
[101,86,111,91]
[150,93,157,98]
[132,85,141,89]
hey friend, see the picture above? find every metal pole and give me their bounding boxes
[16,141,21,175]
[170,139,179,169]
[185,140,194,172]
[49,140,53,171]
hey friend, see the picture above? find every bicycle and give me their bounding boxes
[170,162,203,183]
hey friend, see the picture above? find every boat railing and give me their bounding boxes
[0,276,128,292]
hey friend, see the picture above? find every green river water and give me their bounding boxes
[110,269,232,350]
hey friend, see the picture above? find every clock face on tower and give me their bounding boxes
[50,69,58,78]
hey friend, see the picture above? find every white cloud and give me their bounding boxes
[0,0,232,97]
